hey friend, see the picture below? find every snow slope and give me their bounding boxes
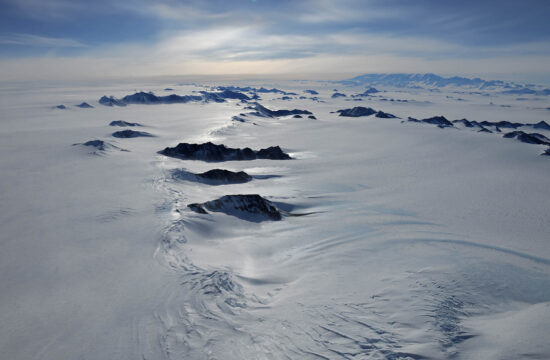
[0,77,549,359]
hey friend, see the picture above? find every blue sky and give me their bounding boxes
[1,0,550,81]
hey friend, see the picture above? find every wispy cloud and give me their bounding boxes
[145,3,234,21]
[0,33,87,48]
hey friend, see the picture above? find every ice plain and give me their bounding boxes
[0,76,549,359]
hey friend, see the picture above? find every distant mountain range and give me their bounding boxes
[339,73,550,94]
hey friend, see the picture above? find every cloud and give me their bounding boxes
[0,33,87,48]
[1,0,550,82]
[144,3,234,21]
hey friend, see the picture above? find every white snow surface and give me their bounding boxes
[1,78,550,359]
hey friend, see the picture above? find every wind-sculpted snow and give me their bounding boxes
[3,78,550,360]
[159,142,291,161]
[188,194,283,221]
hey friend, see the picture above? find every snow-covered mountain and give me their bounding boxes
[340,73,550,93]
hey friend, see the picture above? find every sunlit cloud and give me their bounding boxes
[1,0,550,81]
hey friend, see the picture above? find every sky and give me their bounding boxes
[1,0,550,82]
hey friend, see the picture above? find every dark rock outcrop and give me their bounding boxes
[109,120,142,127]
[196,169,252,183]
[121,92,162,104]
[188,194,282,221]
[256,146,291,159]
[452,118,521,130]
[112,130,154,138]
[452,119,479,128]
[76,102,93,108]
[409,116,453,128]
[337,107,377,117]
[479,120,523,129]
[420,116,454,128]
[55,105,66,109]
[121,92,205,104]
[77,140,107,150]
[304,90,319,95]
[72,139,127,153]
[256,87,297,96]
[159,142,291,162]
[308,115,317,120]
[375,111,398,119]
[169,168,253,185]
[293,114,303,118]
[531,121,550,131]
[99,90,251,107]
[99,96,126,107]
[247,102,312,117]
[353,87,380,97]
[331,92,346,98]
[493,121,523,129]
[232,116,246,122]
[503,131,550,145]
[216,86,296,96]
[201,90,250,101]
[188,203,208,214]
